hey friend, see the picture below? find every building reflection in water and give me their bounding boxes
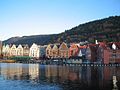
[0,63,23,80]
[29,64,39,81]
[0,63,120,90]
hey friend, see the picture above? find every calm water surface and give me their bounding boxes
[0,63,120,90]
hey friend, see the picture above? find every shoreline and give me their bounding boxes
[0,59,120,67]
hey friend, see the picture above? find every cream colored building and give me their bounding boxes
[2,44,10,57]
[46,44,53,58]
[10,44,17,56]
[23,44,30,56]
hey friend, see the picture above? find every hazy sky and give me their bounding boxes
[0,0,120,40]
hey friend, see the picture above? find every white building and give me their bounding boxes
[29,43,40,59]
[16,44,23,56]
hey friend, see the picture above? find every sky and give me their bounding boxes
[0,0,120,41]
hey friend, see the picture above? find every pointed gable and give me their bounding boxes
[59,42,68,50]
[46,44,52,50]
[17,44,23,50]
[69,43,79,56]
[23,44,30,56]
[16,44,24,56]
[59,42,69,58]
[52,44,59,50]
[29,43,40,58]
[11,44,16,49]
[23,44,29,49]
[10,44,17,56]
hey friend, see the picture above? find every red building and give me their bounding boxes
[97,42,120,64]
[97,42,108,64]
[69,43,79,57]
[108,43,120,63]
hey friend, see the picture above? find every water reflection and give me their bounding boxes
[0,63,120,90]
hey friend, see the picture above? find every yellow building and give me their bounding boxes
[59,42,70,58]
[52,44,59,58]
[46,44,53,58]
[10,44,17,56]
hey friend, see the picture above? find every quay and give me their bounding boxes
[9,59,120,67]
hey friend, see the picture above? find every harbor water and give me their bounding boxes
[0,63,120,90]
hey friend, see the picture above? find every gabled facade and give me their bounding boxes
[16,44,23,56]
[69,44,79,57]
[23,44,30,56]
[59,42,69,58]
[29,43,40,59]
[46,44,52,58]
[10,44,17,56]
[52,44,59,58]
[2,44,10,57]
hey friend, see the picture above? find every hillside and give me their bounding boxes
[54,16,120,43]
[3,16,120,45]
[3,35,57,45]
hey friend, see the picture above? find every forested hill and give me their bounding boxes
[53,16,120,43]
[3,16,120,45]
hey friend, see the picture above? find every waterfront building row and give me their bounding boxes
[0,41,120,64]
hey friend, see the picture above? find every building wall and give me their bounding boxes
[52,45,59,58]
[59,42,69,58]
[109,50,120,63]
[16,45,23,56]
[2,45,10,57]
[97,47,103,62]
[85,47,91,61]
[23,45,30,56]
[29,43,40,58]
[10,44,17,56]
[69,44,79,57]
[46,44,52,58]
[103,50,110,64]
